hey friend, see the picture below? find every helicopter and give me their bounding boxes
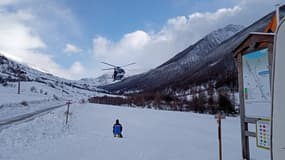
[101,62,136,81]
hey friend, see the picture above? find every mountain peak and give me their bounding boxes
[205,24,244,45]
[224,24,244,30]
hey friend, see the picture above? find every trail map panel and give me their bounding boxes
[242,49,271,117]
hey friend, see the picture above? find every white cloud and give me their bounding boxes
[70,61,84,74]
[93,0,278,73]
[0,9,45,50]
[0,0,17,6]
[63,43,82,55]
[0,1,86,80]
[93,36,111,57]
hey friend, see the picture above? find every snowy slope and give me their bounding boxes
[0,103,270,160]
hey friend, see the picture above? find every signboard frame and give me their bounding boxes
[234,32,274,160]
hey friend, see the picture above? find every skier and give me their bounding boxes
[113,119,123,138]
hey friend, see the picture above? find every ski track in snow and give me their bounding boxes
[0,103,66,130]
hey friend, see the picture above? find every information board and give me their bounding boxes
[256,119,271,150]
[242,49,271,117]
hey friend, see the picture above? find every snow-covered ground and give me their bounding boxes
[0,103,270,160]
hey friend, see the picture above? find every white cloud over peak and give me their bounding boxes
[93,0,277,73]
[63,43,82,55]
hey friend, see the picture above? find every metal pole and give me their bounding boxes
[65,102,70,124]
[218,113,222,160]
[18,80,20,94]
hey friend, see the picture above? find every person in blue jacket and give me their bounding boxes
[113,119,123,138]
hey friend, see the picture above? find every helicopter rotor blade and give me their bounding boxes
[101,62,117,67]
[102,68,115,70]
[120,62,136,67]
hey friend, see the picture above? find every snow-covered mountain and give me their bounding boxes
[161,24,244,66]
[102,7,285,93]
[0,54,102,90]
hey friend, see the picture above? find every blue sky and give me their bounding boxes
[65,0,238,40]
[0,0,281,79]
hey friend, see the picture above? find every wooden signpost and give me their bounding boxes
[215,112,226,160]
[65,100,71,124]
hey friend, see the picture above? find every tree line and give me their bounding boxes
[89,83,237,115]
